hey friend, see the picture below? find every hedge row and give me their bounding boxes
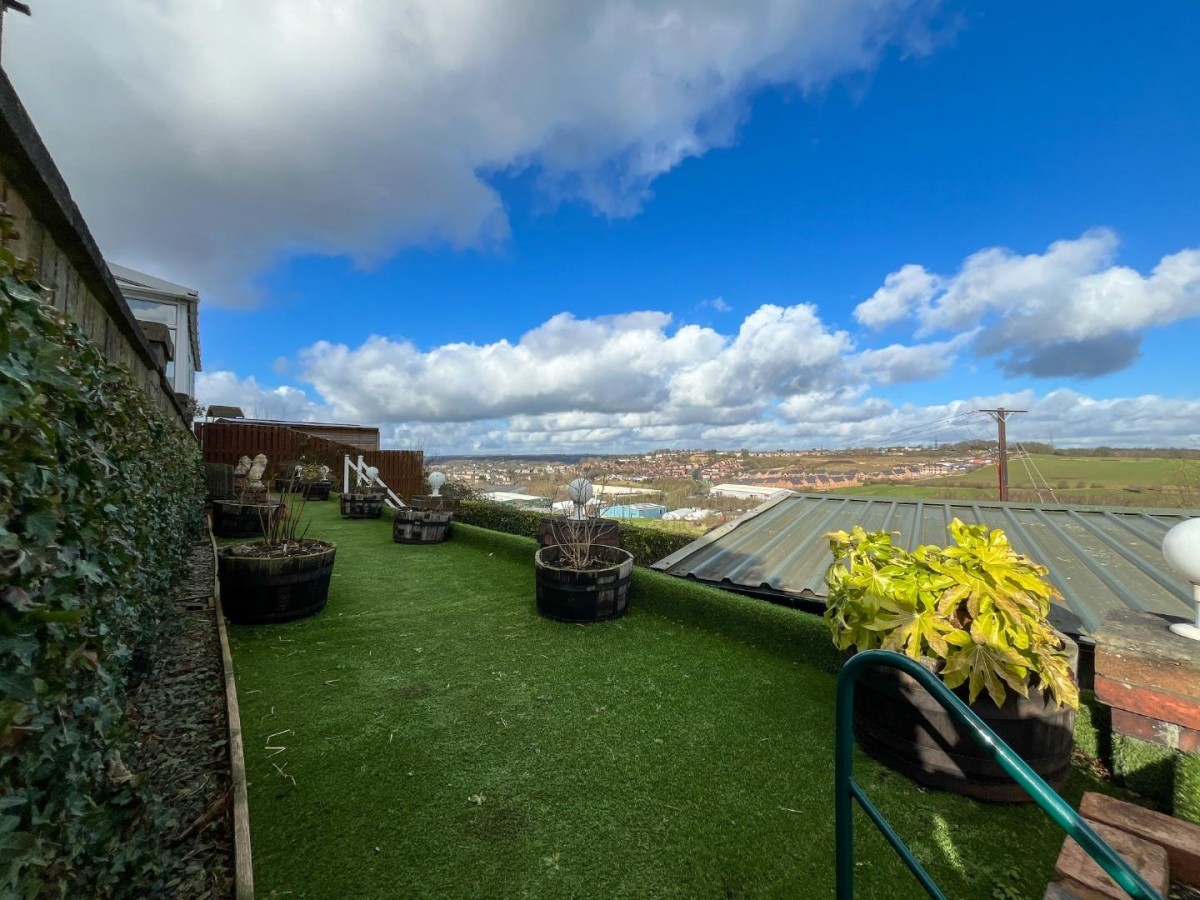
[0,232,204,895]
[455,500,696,567]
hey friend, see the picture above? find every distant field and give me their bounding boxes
[924,455,1196,489]
[830,455,1200,509]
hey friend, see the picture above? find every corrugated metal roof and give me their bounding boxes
[652,492,1199,640]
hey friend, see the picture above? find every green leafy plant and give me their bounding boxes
[297,461,329,483]
[0,203,204,893]
[823,519,1078,710]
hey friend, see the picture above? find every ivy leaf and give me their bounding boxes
[20,506,59,544]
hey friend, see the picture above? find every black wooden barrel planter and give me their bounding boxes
[340,493,384,519]
[217,543,337,625]
[851,639,1078,802]
[534,544,634,623]
[299,480,332,501]
[211,500,283,538]
[393,508,453,544]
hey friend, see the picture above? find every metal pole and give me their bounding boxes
[997,409,1009,501]
[835,650,1162,899]
[835,668,856,899]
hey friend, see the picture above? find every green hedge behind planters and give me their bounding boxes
[0,260,204,894]
[455,500,696,567]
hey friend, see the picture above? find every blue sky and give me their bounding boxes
[8,2,1200,452]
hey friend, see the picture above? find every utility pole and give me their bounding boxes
[978,407,1026,501]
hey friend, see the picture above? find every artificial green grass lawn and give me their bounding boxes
[227,500,1116,899]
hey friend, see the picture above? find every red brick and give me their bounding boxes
[1111,707,1200,753]
[1095,610,1200,700]
[1054,819,1169,899]
[1081,791,1200,888]
[1095,676,1200,732]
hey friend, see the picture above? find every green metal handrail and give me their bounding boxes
[835,649,1162,899]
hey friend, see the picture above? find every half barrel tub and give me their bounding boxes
[218,543,337,625]
[211,500,283,538]
[851,639,1079,802]
[393,508,453,544]
[534,544,633,623]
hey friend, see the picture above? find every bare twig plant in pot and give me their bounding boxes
[394,470,454,544]
[534,477,634,622]
[823,519,1079,801]
[217,471,337,625]
[211,453,285,538]
[340,465,385,519]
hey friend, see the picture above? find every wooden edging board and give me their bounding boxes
[208,519,255,899]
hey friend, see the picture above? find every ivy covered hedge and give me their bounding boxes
[455,500,696,567]
[0,238,204,894]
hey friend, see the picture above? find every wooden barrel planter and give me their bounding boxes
[534,544,633,623]
[537,517,621,549]
[299,481,332,501]
[393,508,452,544]
[851,639,1079,802]
[340,493,384,519]
[217,543,337,625]
[211,500,282,538]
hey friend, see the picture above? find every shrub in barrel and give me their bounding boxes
[823,520,1079,802]
[534,477,633,623]
[218,489,336,625]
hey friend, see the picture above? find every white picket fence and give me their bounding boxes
[342,454,406,510]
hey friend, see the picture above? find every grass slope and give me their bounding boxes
[228,500,1116,899]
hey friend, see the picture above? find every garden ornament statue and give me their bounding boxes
[428,471,446,497]
[1162,517,1200,641]
[234,455,251,477]
[567,477,593,520]
[319,465,330,481]
[247,454,268,490]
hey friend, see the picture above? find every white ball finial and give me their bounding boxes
[567,477,593,520]
[1163,518,1200,641]
[567,477,593,504]
[366,466,379,481]
[428,471,446,496]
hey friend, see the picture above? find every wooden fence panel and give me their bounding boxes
[196,423,424,500]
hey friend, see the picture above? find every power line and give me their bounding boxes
[836,411,982,450]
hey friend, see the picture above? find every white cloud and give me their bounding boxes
[4,1,942,303]
[848,334,972,384]
[853,230,1200,377]
[300,303,852,429]
[701,296,732,312]
[196,371,331,422]
[854,263,941,329]
[188,294,1200,453]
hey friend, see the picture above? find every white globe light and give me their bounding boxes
[1162,517,1200,641]
[567,477,593,504]
[1164,518,1200,583]
[428,471,447,496]
[366,466,379,481]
